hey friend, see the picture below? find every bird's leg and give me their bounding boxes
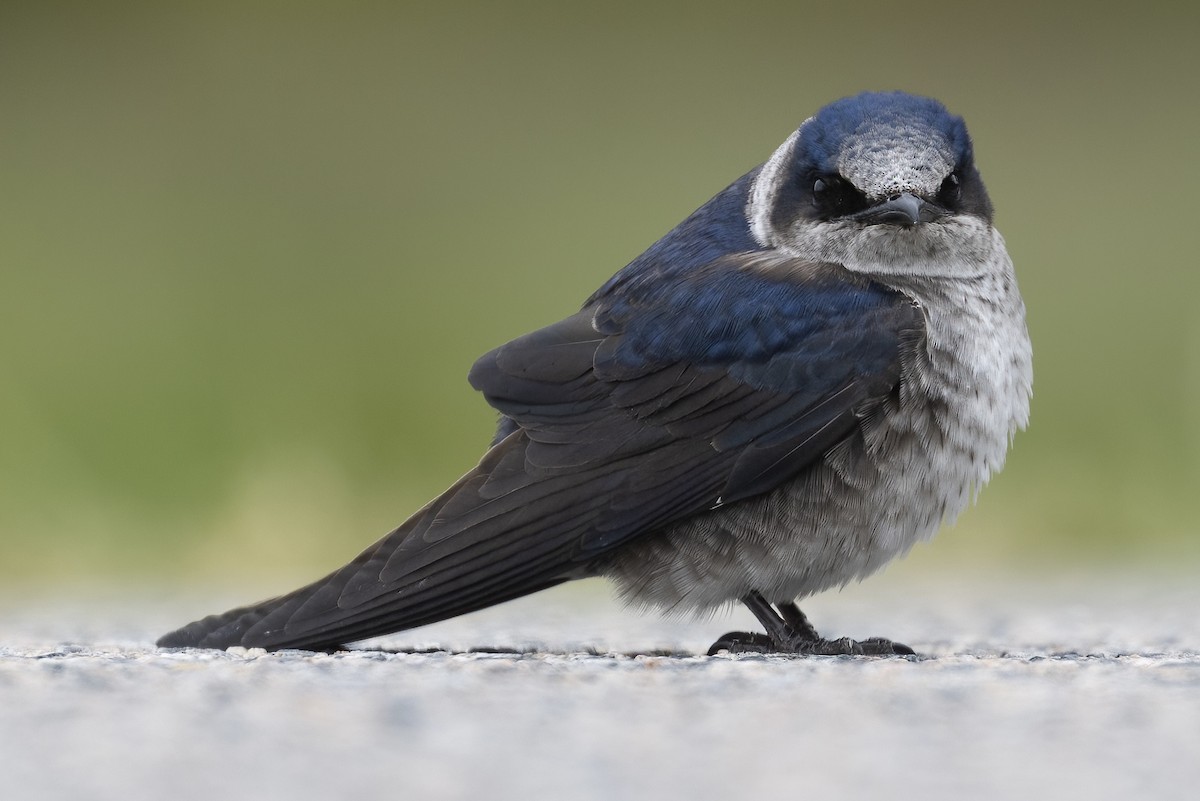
[706,592,916,656]
[706,591,794,655]
[775,601,820,641]
[703,592,778,654]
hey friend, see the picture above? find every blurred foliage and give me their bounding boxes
[2,0,1198,587]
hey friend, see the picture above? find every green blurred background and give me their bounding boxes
[2,0,1198,593]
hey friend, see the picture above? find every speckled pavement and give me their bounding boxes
[2,573,1197,800]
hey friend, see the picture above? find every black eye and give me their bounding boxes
[939,171,962,206]
[808,173,867,219]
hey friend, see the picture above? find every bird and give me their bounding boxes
[158,91,1032,656]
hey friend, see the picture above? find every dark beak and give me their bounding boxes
[856,192,946,227]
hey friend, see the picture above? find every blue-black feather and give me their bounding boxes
[592,263,905,392]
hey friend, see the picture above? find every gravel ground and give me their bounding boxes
[2,572,1198,801]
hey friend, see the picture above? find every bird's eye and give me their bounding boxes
[808,174,868,219]
[939,171,962,206]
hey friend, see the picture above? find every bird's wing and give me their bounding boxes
[158,255,921,650]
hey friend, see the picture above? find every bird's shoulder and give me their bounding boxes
[477,252,920,385]
[473,253,920,437]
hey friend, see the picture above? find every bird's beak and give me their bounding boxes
[856,192,947,227]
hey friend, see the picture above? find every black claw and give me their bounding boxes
[857,636,916,656]
[789,636,915,656]
[707,631,776,655]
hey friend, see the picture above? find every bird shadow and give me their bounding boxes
[363,644,698,658]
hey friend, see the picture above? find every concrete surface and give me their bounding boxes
[1,573,1198,801]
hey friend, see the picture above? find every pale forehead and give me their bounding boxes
[836,118,956,199]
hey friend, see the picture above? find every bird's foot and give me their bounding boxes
[707,592,917,657]
[707,631,914,656]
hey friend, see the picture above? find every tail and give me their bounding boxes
[155,570,566,651]
[156,435,591,650]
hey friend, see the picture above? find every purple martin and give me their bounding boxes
[159,91,1032,655]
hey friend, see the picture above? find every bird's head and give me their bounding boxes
[748,92,998,277]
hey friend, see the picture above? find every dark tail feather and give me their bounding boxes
[154,525,574,650]
[156,436,600,651]
[156,595,298,650]
[154,572,568,651]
